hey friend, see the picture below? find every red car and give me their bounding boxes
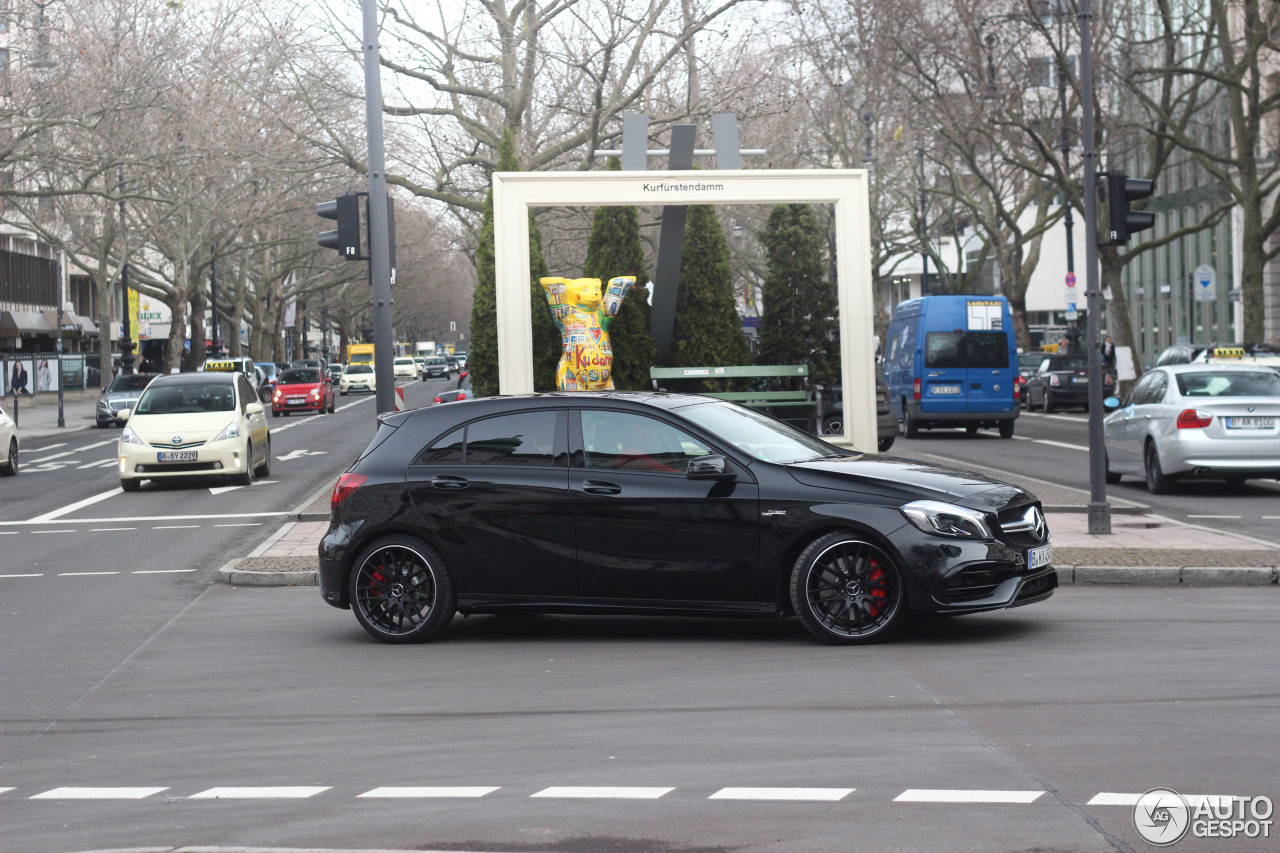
[272,367,335,417]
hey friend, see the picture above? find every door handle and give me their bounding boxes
[431,475,469,489]
[581,480,622,496]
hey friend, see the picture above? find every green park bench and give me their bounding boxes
[649,364,820,434]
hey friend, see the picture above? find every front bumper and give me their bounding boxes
[341,383,375,393]
[273,396,325,413]
[119,437,251,480]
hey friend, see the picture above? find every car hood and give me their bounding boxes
[785,454,1032,511]
[100,390,145,404]
[126,412,239,445]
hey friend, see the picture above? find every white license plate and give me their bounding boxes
[1072,376,1088,383]
[1027,544,1053,569]
[930,386,961,395]
[288,397,305,404]
[157,450,198,463]
[1225,417,1274,429]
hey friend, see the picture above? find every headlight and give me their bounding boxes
[212,421,241,442]
[121,425,143,445]
[900,500,994,539]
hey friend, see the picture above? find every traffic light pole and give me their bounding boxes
[361,0,395,417]
[1078,0,1110,535]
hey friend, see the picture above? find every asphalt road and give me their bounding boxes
[897,410,1280,543]
[2,586,1276,853]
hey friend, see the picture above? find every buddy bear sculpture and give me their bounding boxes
[539,275,636,391]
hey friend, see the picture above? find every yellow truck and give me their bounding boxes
[347,343,375,366]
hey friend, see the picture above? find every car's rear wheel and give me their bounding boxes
[998,419,1015,438]
[1,437,18,476]
[902,402,919,438]
[1041,392,1054,413]
[349,536,456,643]
[1144,442,1175,494]
[789,533,905,645]
[965,424,978,435]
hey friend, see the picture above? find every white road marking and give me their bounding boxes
[709,788,853,801]
[1,574,42,578]
[58,571,120,576]
[0,787,12,794]
[1021,412,1088,423]
[208,486,242,496]
[31,787,167,799]
[90,527,136,532]
[1186,515,1241,519]
[894,789,1044,803]
[1265,516,1280,520]
[132,569,197,574]
[81,439,116,451]
[28,440,115,465]
[531,787,673,799]
[336,397,373,412]
[0,511,288,527]
[77,459,119,469]
[25,449,81,464]
[28,487,123,522]
[1031,439,1089,452]
[189,786,330,799]
[1088,793,1238,807]
[215,522,262,527]
[152,525,199,529]
[358,787,499,798]
[25,442,66,453]
[0,531,16,535]
[31,530,63,534]
[276,449,326,462]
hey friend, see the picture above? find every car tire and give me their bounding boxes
[96,420,109,429]
[236,442,255,487]
[998,419,1015,439]
[1041,392,1054,414]
[1105,452,1121,484]
[327,399,336,414]
[348,535,456,644]
[340,391,348,397]
[1144,442,1175,494]
[254,437,271,477]
[120,478,140,492]
[903,404,919,438]
[878,436,895,453]
[272,410,280,418]
[965,424,979,435]
[789,532,906,645]
[821,416,843,436]
[1,437,17,476]
[1225,475,1247,485]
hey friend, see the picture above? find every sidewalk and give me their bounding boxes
[2,393,100,439]
[217,476,1280,589]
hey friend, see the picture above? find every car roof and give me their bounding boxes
[149,371,236,386]
[1161,363,1278,374]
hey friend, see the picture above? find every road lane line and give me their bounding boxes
[31,787,167,799]
[24,442,66,453]
[132,569,197,574]
[80,439,116,451]
[77,459,119,469]
[1088,793,1239,807]
[1186,515,1241,519]
[26,439,116,465]
[0,787,12,794]
[25,449,80,464]
[58,571,120,576]
[152,525,200,529]
[1,511,289,527]
[1032,439,1089,452]
[31,530,65,534]
[709,788,853,801]
[359,787,499,798]
[894,789,1044,803]
[90,527,136,532]
[215,522,262,527]
[1,574,42,578]
[28,487,123,522]
[531,787,673,799]
[189,786,330,799]
[0,531,16,535]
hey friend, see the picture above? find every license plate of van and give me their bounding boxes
[930,386,961,395]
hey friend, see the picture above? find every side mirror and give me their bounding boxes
[687,454,736,481]
[246,402,264,416]
[118,408,132,421]
[1103,396,1121,410]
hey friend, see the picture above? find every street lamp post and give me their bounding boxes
[1058,6,1080,356]
[118,171,134,376]
[56,251,65,428]
[209,245,219,358]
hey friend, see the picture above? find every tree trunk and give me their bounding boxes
[164,294,186,374]
[1100,247,1142,390]
[189,285,208,368]
[93,268,114,389]
[228,259,248,358]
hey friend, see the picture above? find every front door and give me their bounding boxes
[569,409,760,603]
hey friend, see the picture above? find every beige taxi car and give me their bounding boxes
[118,372,271,492]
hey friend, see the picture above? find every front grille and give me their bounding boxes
[941,564,1015,603]
[145,440,206,450]
[136,462,222,473]
[998,504,1049,547]
[1016,571,1058,601]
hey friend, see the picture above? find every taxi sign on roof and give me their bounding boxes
[203,360,238,371]
[1212,347,1246,359]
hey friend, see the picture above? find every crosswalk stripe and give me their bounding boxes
[188,786,330,799]
[31,787,167,799]
[709,787,853,801]
[358,787,499,798]
[894,789,1044,803]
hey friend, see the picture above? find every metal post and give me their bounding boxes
[209,245,219,358]
[1078,0,1110,535]
[56,251,65,428]
[302,301,309,358]
[1059,9,1079,356]
[118,171,135,376]
[361,0,395,415]
[649,124,696,366]
[321,291,330,360]
[918,147,930,294]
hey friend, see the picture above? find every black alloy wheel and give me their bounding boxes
[789,533,905,645]
[349,536,456,643]
[1,437,17,476]
[1144,442,1175,494]
[822,416,843,436]
[1041,391,1055,413]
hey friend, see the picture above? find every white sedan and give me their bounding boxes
[118,372,271,491]
[1103,364,1280,493]
[0,403,18,476]
[340,364,376,395]
[393,357,418,379]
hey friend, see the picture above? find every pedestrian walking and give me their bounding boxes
[1101,336,1116,366]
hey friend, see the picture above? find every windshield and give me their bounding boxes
[255,364,277,377]
[678,401,841,463]
[107,374,155,393]
[281,369,320,384]
[426,357,445,364]
[1176,371,1280,397]
[347,365,373,375]
[136,382,236,414]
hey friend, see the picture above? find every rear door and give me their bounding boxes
[921,331,969,415]
[962,300,1015,415]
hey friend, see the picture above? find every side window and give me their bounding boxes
[413,412,562,467]
[581,411,711,474]
[1128,374,1155,406]
[1147,372,1168,404]
[238,377,253,412]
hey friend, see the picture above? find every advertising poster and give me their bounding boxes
[128,288,141,352]
[34,357,59,392]
[8,358,34,396]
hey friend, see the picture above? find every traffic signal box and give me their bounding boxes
[1096,171,1155,246]
[316,193,363,259]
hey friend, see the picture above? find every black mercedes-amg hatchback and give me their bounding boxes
[319,393,1056,645]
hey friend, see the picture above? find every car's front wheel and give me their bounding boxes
[1,437,18,476]
[349,536,456,643]
[877,436,895,453]
[120,478,140,492]
[789,532,906,645]
[236,442,255,487]
[254,437,271,477]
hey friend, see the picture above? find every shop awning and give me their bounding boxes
[0,310,56,335]
[40,309,99,335]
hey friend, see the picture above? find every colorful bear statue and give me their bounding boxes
[539,275,636,391]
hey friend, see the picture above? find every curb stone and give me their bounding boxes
[1055,566,1279,586]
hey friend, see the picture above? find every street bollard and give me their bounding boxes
[10,390,17,428]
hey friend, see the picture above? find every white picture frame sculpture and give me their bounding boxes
[493,169,877,450]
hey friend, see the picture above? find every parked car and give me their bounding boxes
[327,363,347,381]
[96,373,159,427]
[319,393,1056,645]
[817,371,897,452]
[421,356,450,380]
[272,367,335,417]
[433,372,473,405]
[885,295,1020,438]
[117,371,271,491]
[1102,364,1280,493]
[339,364,376,395]
[394,357,419,380]
[0,403,18,476]
[291,358,328,370]
[1023,354,1115,412]
[1193,343,1280,371]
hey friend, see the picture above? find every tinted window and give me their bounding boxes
[282,369,320,383]
[108,374,155,392]
[1137,373,1168,405]
[467,412,559,465]
[137,382,235,414]
[925,332,1009,369]
[678,402,837,464]
[1048,356,1088,371]
[1176,371,1280,397]
[582,411,711,473]
[417,427,465,464]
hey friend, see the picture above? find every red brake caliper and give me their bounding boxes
[370,565,385,595]
[868,560,885,617]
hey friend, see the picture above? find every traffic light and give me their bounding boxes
[1096,171,1155,246]
[316,192,362,259]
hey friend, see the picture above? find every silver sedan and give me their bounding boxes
[1102,364,1280,493]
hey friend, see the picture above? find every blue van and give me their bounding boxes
[884,295,1019,438]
